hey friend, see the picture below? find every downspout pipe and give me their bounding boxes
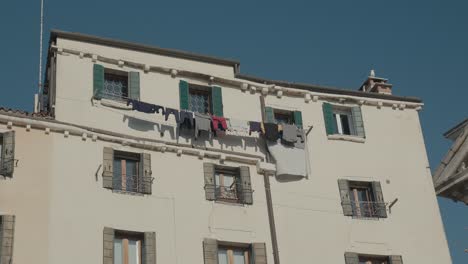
[259,96,281,264]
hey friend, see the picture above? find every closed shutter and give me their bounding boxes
[252,243,267,264]
[102,147,114,189]
[322,102,337,135]
[203,238,218,264]
[0,215,15,264]
[211,86,224,117]
[338,179,353,216]
[239,166,253,205]
[293,111,303,129]
[389,255,403,264]
[141,153,152,195]
[203,163,216,201]
[144,232,156,264]
[128,71,140,100]
[179,80,189,110]
[344,252,359,264]
[1,131,15,177]
[351,106,365,138]
[103,227,114,264]
[372,181,387,218]
[93,64,105,99]
[264,107,275,123]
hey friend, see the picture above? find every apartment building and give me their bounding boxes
[0,30,451,264]
[433,118,468,204]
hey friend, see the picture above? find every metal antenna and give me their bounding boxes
[38,0,44,94]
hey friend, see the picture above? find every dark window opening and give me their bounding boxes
[103,69,128,101]
[349,182,377,218]
[189,85,212,114]
[214,167,241,203]
[274,110,295,125]
[113,151,142,193]
[358,255,389,264]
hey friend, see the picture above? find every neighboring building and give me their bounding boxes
[433,118,468,204]
[0,30,452,264]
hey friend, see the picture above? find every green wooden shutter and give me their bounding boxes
[252,243,267,264]
[240,166,253,205]
[372,181,387,218]
[322,103,337,135]
[264,107,275,123]
[294,111,303,129]
[338,179,353,216]
[93,64,105,99]
[211,86,224,116]
[389,255,403,264]
[0,215,15,264]
[344,252,359,264]
[1,131,15,177]
[203,238,218,264]
[102,147,114,189]
[351,106,365,138]
[128,71,140,100]
[103,227,114,264]
[203,163,216,201]
[144,232,156,264]
[141,153,152,195]
[179,80,189,110]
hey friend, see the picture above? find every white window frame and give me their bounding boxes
[333,108,356,136]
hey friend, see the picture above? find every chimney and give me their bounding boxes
[359,70,393,95]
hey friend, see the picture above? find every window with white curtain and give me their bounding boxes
[114,233,142,264]
[217,246,249,264]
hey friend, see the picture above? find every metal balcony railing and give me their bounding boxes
[113,174,142,193]
[351,201,385,218]
[215,185,239,201]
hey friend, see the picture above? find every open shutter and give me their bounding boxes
[264,107,275,123]
[322,103,337,135]
[211,86,224,117]
[252,243,267,264]
[351,106,365,138]
[203,238,218,264]
[239,166,253,205]
[203,163,216,201]
[293,111,303,129]
[338,179,353,216]
[128,71,140,100]
[372,181,387,218]
[102,147,114,189]
[144,232,156,264]
[179,80,189,110]
[344,252,359,264]
[1,131,15,177]
[389,255,403,264]
[141,153,152,195]
[103,227,114,264]
[0,215,15,264]
[93,64,105,99]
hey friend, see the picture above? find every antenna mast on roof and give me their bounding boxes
[35,0,45,112]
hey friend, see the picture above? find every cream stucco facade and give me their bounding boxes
[0,30,451,264]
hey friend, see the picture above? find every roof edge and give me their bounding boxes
[444,118,468,138]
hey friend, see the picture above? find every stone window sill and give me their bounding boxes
[97,98,132,110]
[327,134,365,143]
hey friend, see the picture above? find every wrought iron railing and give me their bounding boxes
[215,185,239,201]
[351,201,386,218]
[113,174,142,193]
[99,90,128,103]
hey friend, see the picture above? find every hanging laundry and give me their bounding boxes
[263,123,280,141]
[294,129,306,149]
[154,104,165,115]
[179,110,194,129]
[212,116,228,131]
[282,124,298,143]
[267,139,307,179]
[127,99,157,114]
[249,121,262,135]
[195,113,212,139]
[165,108,180,123]
[227,118,250,134]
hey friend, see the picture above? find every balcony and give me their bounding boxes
[112,174,143,193]
[351,201,386,218]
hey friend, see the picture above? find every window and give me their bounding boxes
[0,131,15,177]
[113,151,142,193]
[322,103,365,138]
[338,180,387,218]
[359,256,389,264]
[273,109,295,125]
[218,246,250,264]
[345,252,402,264]
[0,133,3,166]
[114,231,143,264]
[188,84,212,114]
[264,107,303,128]
[102,69,129,101]
[215,167,241,202]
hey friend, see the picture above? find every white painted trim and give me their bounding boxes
[327,134,365,143]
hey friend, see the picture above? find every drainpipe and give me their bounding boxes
[259,95,281,264]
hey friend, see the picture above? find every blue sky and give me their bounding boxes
[0,0,467,262]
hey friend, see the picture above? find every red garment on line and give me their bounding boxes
[211,116,228,131]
